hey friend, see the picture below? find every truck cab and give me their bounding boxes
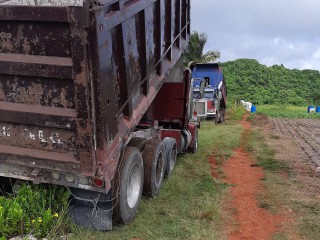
[191,63,227,123]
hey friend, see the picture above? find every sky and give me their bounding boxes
[191,0,320,71]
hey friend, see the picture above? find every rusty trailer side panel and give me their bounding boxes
[0,5,94,183]
[0,0,190,193]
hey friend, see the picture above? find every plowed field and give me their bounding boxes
[269,118,320,167]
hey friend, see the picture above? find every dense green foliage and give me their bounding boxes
[221,59,320,106]
[0,184,69,239]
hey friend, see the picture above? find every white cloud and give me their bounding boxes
[300,63,314,70]
[273,38,281,45]
[271,38,295,50]
[288,44,295,50]
[261,57,276,67]
[312,48,320,59]
[191,0,320,71]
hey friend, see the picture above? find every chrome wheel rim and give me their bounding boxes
[170,146,176,171]
[195,135,198,150]
[155,153,164,187]
[127,163,142,209]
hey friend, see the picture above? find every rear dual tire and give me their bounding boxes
[113,138,174,224]
[215,111,220,124]
[220,109,225,123]
[215,109,225,124]
[142,139,167,197]
[190,127,198,153]
[113,147,144,225]
[163,138,177,177]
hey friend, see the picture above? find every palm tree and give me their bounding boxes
[184,31,220,65]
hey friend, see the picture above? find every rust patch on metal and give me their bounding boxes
[0,31,14,51]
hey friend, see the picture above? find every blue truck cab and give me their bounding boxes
[192,63,227,123]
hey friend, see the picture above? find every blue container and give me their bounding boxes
[308,106,315,113]
[316,106,320,113]
[251,105,256,113]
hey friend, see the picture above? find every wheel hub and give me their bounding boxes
[155,153,164,187]
[170,147,176,171]
[127,163,142,209]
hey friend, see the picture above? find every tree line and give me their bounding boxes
[221,59,320,106]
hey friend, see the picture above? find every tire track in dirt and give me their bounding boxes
[210,115,285,240]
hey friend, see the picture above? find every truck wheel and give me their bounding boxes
[191,127,198,153]
[142,139,166,197]
[113,147,144,224]
[215,111,220,124]
[163,138,177,177]
[127,137,147,151]
[180,134,186,152]
[220,109,225,123]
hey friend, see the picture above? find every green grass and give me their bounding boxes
[246,130,289,172]
[256,105,320,119]
[226,104,247,120]
[68,121,243,240]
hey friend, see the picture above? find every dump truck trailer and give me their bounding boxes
[0,0,196,230]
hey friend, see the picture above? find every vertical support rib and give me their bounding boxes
[181,0,187,39]
[187,0,190,35]
[138,10,148,95]
[114,24,132,118]
[165,0,172,60]
[155,0,162,75]
[174,0,181,48]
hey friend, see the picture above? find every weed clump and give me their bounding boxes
[0,184,69,239]
[247,131,290,172]
[227,105,247,120]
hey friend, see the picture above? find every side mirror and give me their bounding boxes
[199,81,205,97]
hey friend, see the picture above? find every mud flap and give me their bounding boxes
[0,177,13,196]
[68,188,113,230]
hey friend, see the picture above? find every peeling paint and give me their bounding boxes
[0,75,75,108]
[22,38,31,54]
[0,31,14,51]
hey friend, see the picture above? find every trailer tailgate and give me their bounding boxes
[0,5,95,179]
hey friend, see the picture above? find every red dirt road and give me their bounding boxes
[210,115,284,240]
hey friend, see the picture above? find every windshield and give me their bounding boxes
[193,90,214,99]
[193,91,201,99]
[203,91,214,99]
